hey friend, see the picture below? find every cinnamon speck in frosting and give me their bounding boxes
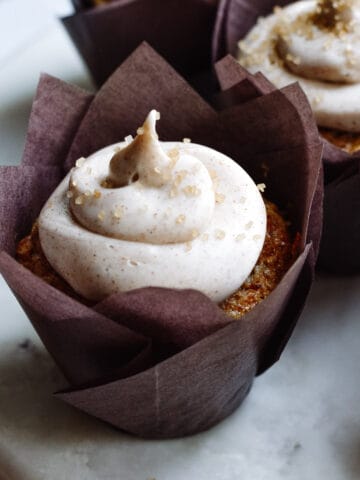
[176,214,186,224]
[215,229,226,240]
[169,188,178,198]
[215,192,226,203]
[168,148,180,161]
[97,210,105,221]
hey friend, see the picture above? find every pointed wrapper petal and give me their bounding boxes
[0,165,63,254]
[23,74,93,169]
[56,317,256,439]
[62,0,218,87]
[215,55,275,92]
[0,44,322,437]
[213,61,275,110]
[65,42,217,166]
[214,0,360,274]
[95,288,233,352]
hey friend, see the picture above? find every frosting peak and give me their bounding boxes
[107,110,170,188]
[68,111,215,244]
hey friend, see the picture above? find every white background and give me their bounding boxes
[0,1,360,479]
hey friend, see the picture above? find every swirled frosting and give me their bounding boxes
[38,111,266,302]
[238,0,360,132]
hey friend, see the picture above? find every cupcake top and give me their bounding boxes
[38,111,267,302]
[238,0,360,131]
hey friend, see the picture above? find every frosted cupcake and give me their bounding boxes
[18,109,295,319]
[213,0,360,272]
[0,44,322,438]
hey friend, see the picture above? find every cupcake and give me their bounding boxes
[0,44,322,438]
[213,0,360,273]
[62,0,219,93]
[18,107,296,323]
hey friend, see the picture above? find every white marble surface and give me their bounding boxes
[1,1,360,479]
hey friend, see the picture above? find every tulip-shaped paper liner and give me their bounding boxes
[62,0,219,93]
[318,142,360,273]
[213,0,360,273]
[0,44,322,438]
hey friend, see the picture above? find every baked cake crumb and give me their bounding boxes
[17,200,296,319]
[220,201,299,319]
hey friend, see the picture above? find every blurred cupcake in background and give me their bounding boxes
[213,0,360,273]
[63,0,219,95]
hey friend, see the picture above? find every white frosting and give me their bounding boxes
[238,0,360,132]
[38,111,266,302]
[69,111,215,244]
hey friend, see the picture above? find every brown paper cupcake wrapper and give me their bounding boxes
[0,44,322,438]
[62,0,218,92]
[319,141,360,273]
[213,0,360,273]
